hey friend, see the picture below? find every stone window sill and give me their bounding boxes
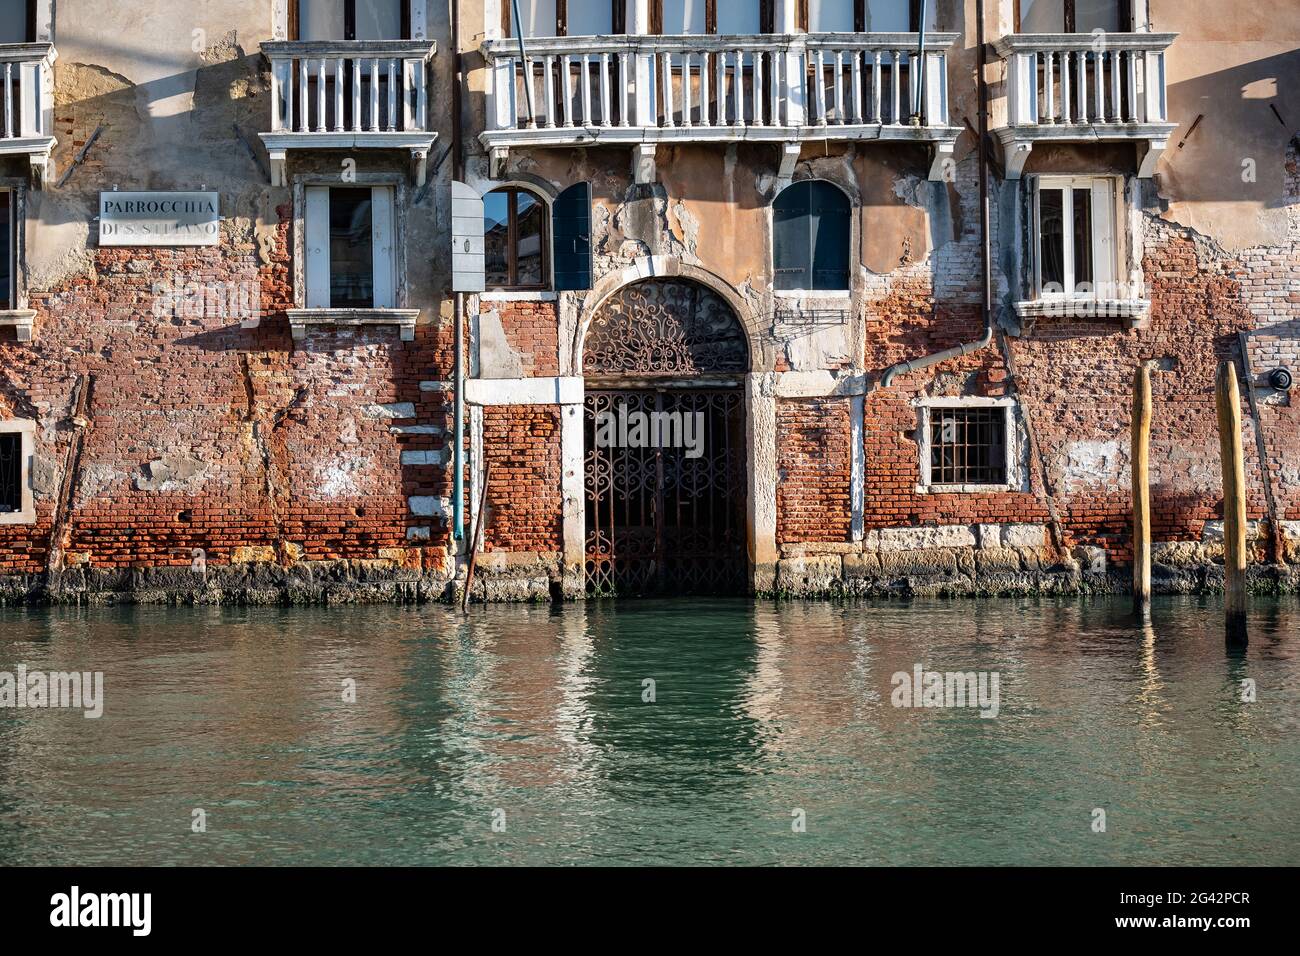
[286,308,419,342]
[479,290,557,303]
[774,289,852,299]
[1015,298,1151,330]
[916,483,1021,495]
[0,309,37,343]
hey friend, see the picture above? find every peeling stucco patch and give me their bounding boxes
[1062,440,1122,493]
[135,454,211,493]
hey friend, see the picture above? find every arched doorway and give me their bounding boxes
[582,279,749,597]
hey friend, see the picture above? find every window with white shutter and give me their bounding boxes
[1032,175,1119,300]
[304,186,397,309]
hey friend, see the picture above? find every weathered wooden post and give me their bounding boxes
[1215,361,1249,644]
[1131,365,1152,624]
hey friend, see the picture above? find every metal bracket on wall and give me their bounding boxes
[54,125,102,189]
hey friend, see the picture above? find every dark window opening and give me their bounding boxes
[293,0,410,41]
[0,190,12,312]
[504,0,625,37]
[1015,0,1130,33]
[773,180,851,292]
[484,187,549,290]
[1072,187,1093,289]
[0,0,36,44]
[0,433,20,514]
[930,407,1008,486]
[329,187,374,308]
[800,1,921,33]
[1039,187,1064,292]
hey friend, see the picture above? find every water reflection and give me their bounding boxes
[0,596,1296,865]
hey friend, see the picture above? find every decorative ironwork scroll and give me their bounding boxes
[582,279,749,376]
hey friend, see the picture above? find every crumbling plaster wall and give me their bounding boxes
[1154,0,1300,251]
[0,0,459,593]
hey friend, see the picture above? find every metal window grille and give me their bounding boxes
[929,407,1007,485]
[0,433,20,513]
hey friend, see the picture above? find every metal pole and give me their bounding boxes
[511,0,537,126]
[453,292,464,540]
[911,0,928,124]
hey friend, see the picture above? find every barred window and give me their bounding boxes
[0,432,20,513]
[929,407,1008,486]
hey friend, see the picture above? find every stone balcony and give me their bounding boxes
[481,32,961,182]
[0,43,57,185]
[259,39,437,187]
[993,31,1177,178]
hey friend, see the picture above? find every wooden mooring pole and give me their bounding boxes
[461,460,491,613]
[1131,365,1152,625]
[1215,361,1249,644]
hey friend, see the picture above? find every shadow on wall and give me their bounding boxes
[1162,49,1300,210]
[46,49,269,223]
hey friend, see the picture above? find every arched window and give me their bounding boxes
[772,181,851,292]
[484,186,549,290]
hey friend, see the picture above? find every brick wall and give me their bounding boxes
[492,299,561,377]
[481,405,562,552]
[0,212,454,576]
[777,397,854,544]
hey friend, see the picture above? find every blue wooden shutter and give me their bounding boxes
[552,182,592,292]
[773,181,812,291]
[809,181,850,290]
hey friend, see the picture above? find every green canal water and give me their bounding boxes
[1,597,1297,866]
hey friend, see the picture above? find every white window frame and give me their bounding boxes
[0,180,35,343]
[0,419,35,525]
[300,183,400,309]
[1031,175,1120,300]
[272,0,430,41]
[914,397,1024,494]
[0,184,17,309]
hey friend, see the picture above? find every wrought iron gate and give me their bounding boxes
[584,388,746,596]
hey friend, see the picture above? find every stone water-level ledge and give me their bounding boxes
[776,523,1055,596]
[781,523,1049,557]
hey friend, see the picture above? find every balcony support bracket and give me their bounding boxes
[29,154,51,189]
[411,147,428,188]
[776,142,801,186]
[1002,140,1033,180]
[1137,138,1167,179]
[928,141,955,182]
[632,144,657,185]
[490,146,510,179]
[268,149,288,188]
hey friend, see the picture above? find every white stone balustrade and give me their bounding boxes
[993,32,1177,178]
[481,32,960,182]
[260,40,438,186]
[0,43,57,184]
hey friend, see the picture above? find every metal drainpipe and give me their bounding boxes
[451,0,465,540]
[880,0,994,389]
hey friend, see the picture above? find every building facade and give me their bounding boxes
[0,0,1296,603]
